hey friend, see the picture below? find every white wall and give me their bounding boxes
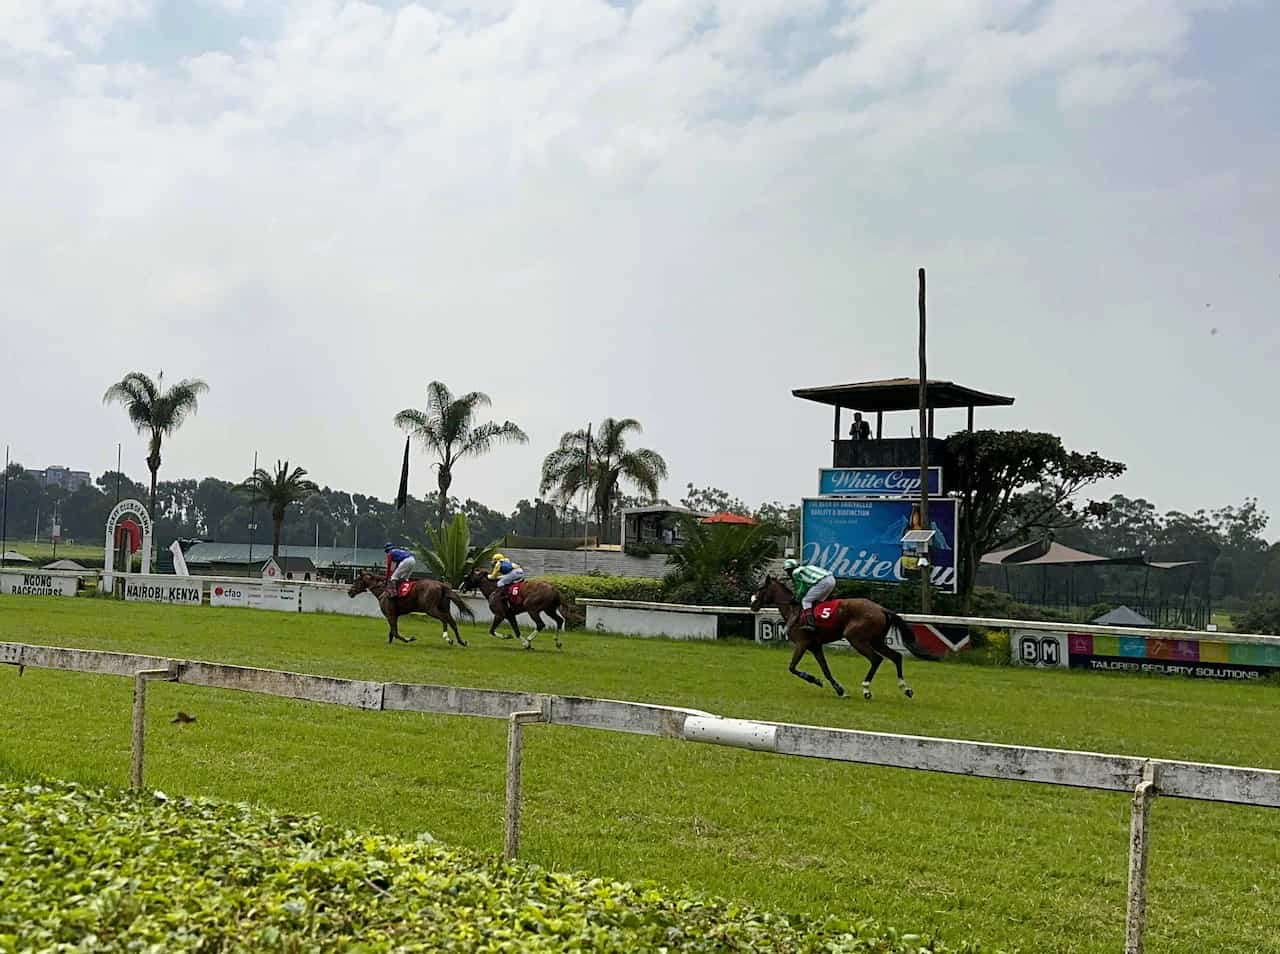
[0,570,79,597]
[585,603,717,640]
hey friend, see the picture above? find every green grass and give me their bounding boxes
[2,596,1278,954]
[0,541,101,563]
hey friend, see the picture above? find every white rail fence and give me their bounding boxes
[4,641,1279,952]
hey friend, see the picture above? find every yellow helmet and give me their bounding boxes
[493,553,506,561]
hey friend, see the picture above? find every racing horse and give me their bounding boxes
[347,571,474,646]
[459,568,568,650]
[749,575,938,699]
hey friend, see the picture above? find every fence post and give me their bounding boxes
[131,668,176,791]
[1125,761,1159,954]
[504,708,548,861]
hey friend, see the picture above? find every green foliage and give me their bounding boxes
[1236,597,1280,635]
[395,381,528,532]
[540,418,668,543]
[946,430,1126,607]
[538,574,666,605]
[0,780,980,953]
[418,513,500,587]
[663,517,780,605]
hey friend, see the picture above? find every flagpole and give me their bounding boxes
[0,445,9,569]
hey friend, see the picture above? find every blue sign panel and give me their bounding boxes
[800,497,959,593]
[818,467,943,497]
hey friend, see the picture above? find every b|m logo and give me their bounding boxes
[1018,634,1062,667]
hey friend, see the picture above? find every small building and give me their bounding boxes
[620,505,706,551]
[700,512,759,526]
[0,550,34,565]
[261,555,317,582]
[43,559,88,571]
[25,466,92,492]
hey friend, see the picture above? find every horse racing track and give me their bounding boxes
[3,596,1278,954]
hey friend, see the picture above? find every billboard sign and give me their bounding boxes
[800,497,959,593]
[818,467,943,497]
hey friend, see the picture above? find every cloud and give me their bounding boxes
[0,0,1276,526]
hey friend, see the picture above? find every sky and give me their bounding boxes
[2,0,1277,531]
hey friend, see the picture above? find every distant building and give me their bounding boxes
[26,465,92,492]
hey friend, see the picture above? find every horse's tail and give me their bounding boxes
[884,610,942,661]
[559,596,584,627]
[447,588,475,621]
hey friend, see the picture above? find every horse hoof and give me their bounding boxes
[834,685,846,698]
[904,687,914,699]
[862,689,872,700]
[405,636,416,643]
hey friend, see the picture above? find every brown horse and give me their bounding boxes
[347,571,474,646]
[749,575,937,699]
[459,569,566,650]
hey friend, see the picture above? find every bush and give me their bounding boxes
[1236,597,1280,635]
[539,574,666,605]
[1,780,987,953]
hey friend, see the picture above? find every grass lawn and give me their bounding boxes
[0,541,102,564]
[2,595,1278,954]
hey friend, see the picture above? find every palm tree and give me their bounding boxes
[393,381,528,533]
[664,517,781,593]
[103,371,209,524]
[540,417,668,543]
[418,513,501,587]
[238,460,319,556]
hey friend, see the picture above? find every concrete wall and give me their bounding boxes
[503,547,668,579]
[584,603,718,640]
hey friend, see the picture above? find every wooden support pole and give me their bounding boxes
[131,668,174,791]
[504,708,548,860]
[875,411,883,440]
[1125,762,1159,954]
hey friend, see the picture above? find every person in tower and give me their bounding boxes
[384,543,416,598]
[785,558,836,631]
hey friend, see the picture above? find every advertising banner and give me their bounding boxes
[1011,629,1280,681]
[124,579,202,605]
[800,497,958,593]
[818,467,943,497]
[1,572,78,597]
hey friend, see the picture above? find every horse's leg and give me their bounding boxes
[874,635,911,698]
[547,607,565,650]
[509,614,526,648]
[810,642,845,698]
[488,599,510,639]
[848,637,882,699]
[523,610,547,651]
[427,604,454,646]
[446,607,467,648]
[788,639,822,688]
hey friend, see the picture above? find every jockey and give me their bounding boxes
[785,558,835,631]
[384,543,415,596]
[488,552,526,599]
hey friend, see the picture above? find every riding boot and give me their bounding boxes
[799,609,816,632]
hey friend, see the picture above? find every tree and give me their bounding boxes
[418,513,501,587]
[238,460,320,557]
[663,517,781,605]
[540,417,668,543]
[394,382,528,534]
[680,484,749,515]
[103,371,209,525]
[947,430,1125,609]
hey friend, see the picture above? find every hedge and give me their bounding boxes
[0,781,987,953]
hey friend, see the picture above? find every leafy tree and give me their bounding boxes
[663,517,781,605]
[418,513,501,586]
[394,382,528,534]
[1236,597,1280,635]
[947,430,1125,609]
[238,461,320,556]
[102,371,209,525]
[680,484,749,515]
[540,418,668,543]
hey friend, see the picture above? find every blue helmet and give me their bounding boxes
[383,543,393,553]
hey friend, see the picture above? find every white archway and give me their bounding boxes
[104,499,153,589]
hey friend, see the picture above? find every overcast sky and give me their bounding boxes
[2,0,1276,530]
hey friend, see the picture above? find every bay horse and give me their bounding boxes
[459,569,566,650]
[347,571,474,646]
[749,575,938,699]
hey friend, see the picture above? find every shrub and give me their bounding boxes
[1236,597,1280,635]
[1,780,987,953]
[539,574,666,605]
